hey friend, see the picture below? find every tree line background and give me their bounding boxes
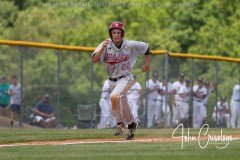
[0,0,240,126]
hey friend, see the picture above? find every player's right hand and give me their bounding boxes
[101,39,109,49]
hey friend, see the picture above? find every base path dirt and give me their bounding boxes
[0,135,239,148]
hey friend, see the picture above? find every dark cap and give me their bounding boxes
[197,77,203,82]
[220,96,226,101]
[153,72,158,77]
[178,73,184,77]
[204,81,210,85]
[44,94,50,99]
[185,78,190,83]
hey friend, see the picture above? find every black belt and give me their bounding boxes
[194,100,202,102]
[109,75,126,82]
[233,99,240,102]
[178,100,189,103]
[101,97,109,100]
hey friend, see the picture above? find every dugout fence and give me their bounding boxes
[0,40,240,128]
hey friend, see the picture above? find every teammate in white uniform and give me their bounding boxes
[127,75,142,122]
[178,78,191,127]
[8,75,22,127]
[212,96,230,128]
[171,73,185,127]
[97,79,116,129]
[92,21,150,140]
[158,77,172,128]
[202,81,214,107]
[192,78,207,128]
[146,72,161,128]
[230,80,240,128]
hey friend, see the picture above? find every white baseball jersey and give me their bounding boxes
[172,81,185,101]
[158,82,172,102]
[10,83,22,105]
[93,38,148,79]
[100,80,110,99]
[231,84,240,100]
[127,81,142,101]
[193,85,207,102]
[178,85,190,102]
[214,101,229,112]
[146,79,161,100]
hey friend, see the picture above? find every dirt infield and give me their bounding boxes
[0,137,182,147]
[0,135,239,148]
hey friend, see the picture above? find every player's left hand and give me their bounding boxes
[142,64,150,72]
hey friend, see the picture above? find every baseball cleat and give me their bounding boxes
[126,122,138,140]
[114,122,124,136]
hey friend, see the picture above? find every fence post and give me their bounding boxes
[19,47,24,128]
[214,61,219,127]
[164,53,169,127]
[190,58,195,128]
[144,63,150,128]
[56,51,61,120]
[90,58,94,128]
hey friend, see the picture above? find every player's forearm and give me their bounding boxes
[92,49,105,63]
[34,109,45,117]
[144,55,150,66]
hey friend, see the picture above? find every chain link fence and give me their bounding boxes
[0,41,240,128]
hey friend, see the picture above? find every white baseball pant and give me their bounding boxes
[179,101,189,119]
[147,99,161,128]
[97,98,116,129]
[128,100,140,121]
[212,112,230,128]
[172,101,181,126]
[230,100,240,128]
[109,75,134,126]
[193,101,207,128]
[161,101,171,128]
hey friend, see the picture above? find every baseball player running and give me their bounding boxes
[192,77,207,128]
[97,79,116,129]
[92,21,150,140]
[230,79,240,128]
[127,75,142,123]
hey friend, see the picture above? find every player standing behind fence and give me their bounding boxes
[202,81,215,108]
[97,79,116,129]
[0,76,10,117]
[92,21,150,140]
[158,77,172,128]
[8,75,22,127]
[127,75,142,123]
[192,77,207,128]
[212,96,230,128]
[230,79,240,128]
[146,72,161,128]
[171,73,185,127]
[178,78,191,127]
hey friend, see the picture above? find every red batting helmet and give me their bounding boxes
[109,21,125,38]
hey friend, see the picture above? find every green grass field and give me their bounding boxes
[0,128,239,160]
